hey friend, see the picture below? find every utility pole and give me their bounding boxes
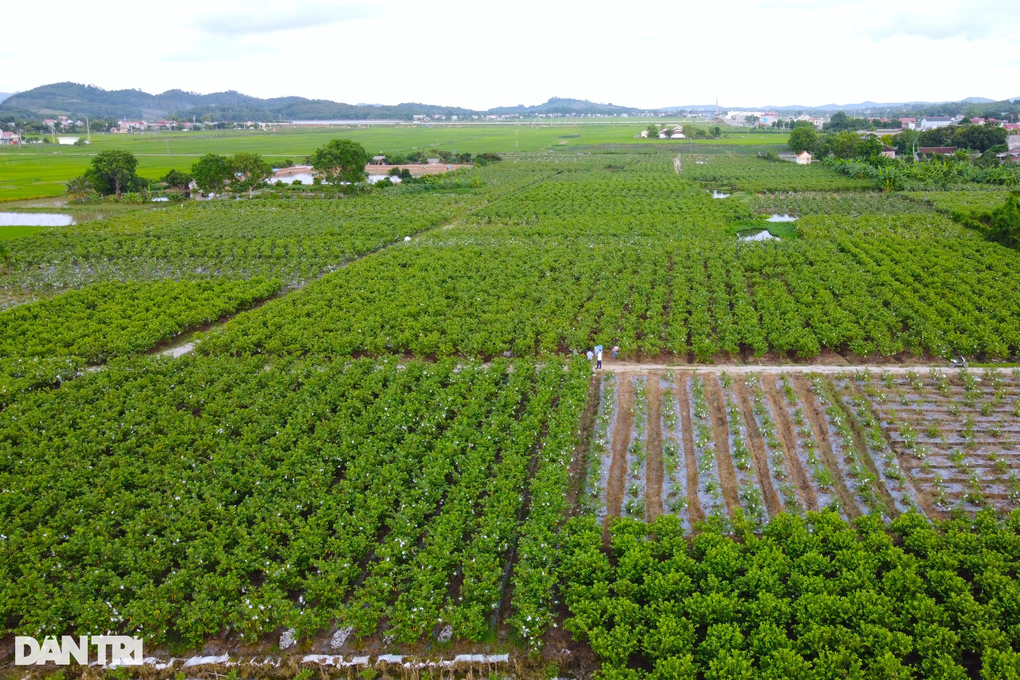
[86,116,91,143]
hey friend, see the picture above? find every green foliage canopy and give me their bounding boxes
[84,149,141,197]
[310,138,369,195]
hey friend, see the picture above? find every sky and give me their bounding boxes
[3,0,1019,110]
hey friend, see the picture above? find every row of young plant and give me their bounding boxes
[558,510,1020,680]
[0,278,280,363]
[0,184,497,293]
[0,354,590,648]
[198,227,1020,361]
[848,368,1020,515]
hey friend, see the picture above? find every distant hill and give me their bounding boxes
[0,92,12,104]
[0,82,477,122]
[661,98,1018,114]
[488,97,645,115]
[3,82,1018,122]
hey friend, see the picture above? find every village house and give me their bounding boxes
[881,144,896,159]
[899,117,916,129]
[113,120,146,133]
[919,146,958,156]
[1007,135,1020,150]
[918,117,954,130]
[0,131,20,145]
[796,151,812,165]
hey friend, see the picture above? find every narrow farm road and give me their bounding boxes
[600,362,976,374]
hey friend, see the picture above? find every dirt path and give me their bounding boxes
[676,373,704,524]
[603,362,967,375]
[605,374,634,522]
[792,374,861,519]
[703,376,741,518]
[645,376,664,520]
[735,381,782,517]
[764,376,819,512]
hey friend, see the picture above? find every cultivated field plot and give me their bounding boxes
[584,369,1019,528]
[0,356,590,646]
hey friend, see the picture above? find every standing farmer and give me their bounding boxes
[596,347,603,370]
[586,349,594,361]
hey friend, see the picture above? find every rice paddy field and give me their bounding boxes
[0,122,787,200]
[0,142,1018,680]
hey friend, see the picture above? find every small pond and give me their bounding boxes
[0,212,75,226]
[711,191,730,199]
[738,230,780,242]
[766,214,797,222]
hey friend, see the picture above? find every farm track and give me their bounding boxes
[792,375,861,519]
[703,376,740,518]
[605,374,634,523]
[603,362,979,374]
[735,381,782,517]
[645,375,664,520]
[676,372,704,524]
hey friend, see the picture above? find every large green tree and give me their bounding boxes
[190,154,232,194]
[310,139,368,196]
[787,125,817,154]
[85,150,140,197]
[229,153,274,199]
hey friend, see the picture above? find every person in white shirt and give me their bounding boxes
[596,349,603,370]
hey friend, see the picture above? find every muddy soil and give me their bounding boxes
[645,376,665,520]
[735,381,782,517]
[764,376,819,512]
[703,376,741,518]
[676,373,705,524]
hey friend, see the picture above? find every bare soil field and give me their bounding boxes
[587,368,1020,526]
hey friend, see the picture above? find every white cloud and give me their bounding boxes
[0,0,1017,109]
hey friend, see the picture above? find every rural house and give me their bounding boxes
[918,117,953,130]
[796,151,812,165]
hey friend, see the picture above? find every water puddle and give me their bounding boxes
[163,343,195,358]
[766,214,798,222]
[0,212,74,226]
[711,191,730,199]
[738,230,780,242]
